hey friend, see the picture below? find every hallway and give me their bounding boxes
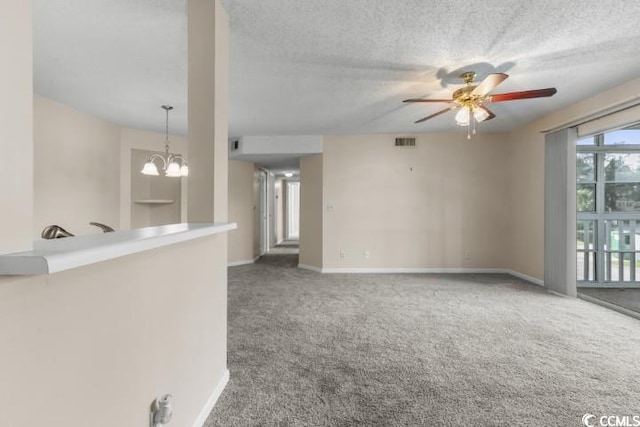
[267,241,299,256]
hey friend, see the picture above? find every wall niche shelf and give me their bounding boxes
[134,199,175,205]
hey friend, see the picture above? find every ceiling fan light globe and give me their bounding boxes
[473,107,490,123]
[180,165,189,177]
[141,161,159,176]
[455,106,470,126]
[456,107,471,126]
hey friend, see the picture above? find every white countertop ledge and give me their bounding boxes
[0,223,237,276]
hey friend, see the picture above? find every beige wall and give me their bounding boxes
[34,97,190,237]
[228,160,258,263]
[0,236,227,427]
[34,96,121,237]
[507,77,640,281]
[321,134,510,270]
[188,0,229,223]
[303,78,640,277]
[299,155,324,268]
[1,1,230,426]
[506,124,546,280]
[0,0,32,254]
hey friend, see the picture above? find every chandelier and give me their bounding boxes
[140,105,188,177]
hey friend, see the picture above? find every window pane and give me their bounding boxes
[577,184,595,212]
[604,183,640,211]
[603,220,640,282]
[577,220,597,282]
[577,136,596,145]
[577,220,597,250]
[577,153,595,182]
[604,153,640,182]
[577,251,596,281]
[603,125,640,145]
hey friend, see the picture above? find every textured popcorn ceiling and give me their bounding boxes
[34,0,640,137]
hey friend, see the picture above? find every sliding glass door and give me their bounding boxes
[577,124,640,288]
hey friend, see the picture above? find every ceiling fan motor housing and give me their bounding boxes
[452,86,480,104]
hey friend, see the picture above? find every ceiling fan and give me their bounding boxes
[403,72,557,138]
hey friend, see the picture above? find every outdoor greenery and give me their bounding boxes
[577,153,640,212]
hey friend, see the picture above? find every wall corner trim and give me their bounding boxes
[298,264,323,273]
[505,270,545,287]
[228,257,259,267]
[191,369,230,427]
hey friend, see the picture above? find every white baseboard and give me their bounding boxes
[191,369,230,427]
[505,269,545,287]
[228,257,259,267]
[319,267,507,274]
[298,265,546,288]
[298,263,322,273]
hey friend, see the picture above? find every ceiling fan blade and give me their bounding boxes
[489,88,558,102]
[403,99,453,103]
[414,107,455,123]
[479,106,496,121]
[471,73,509,96]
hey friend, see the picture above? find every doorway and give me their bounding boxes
[576,123,640,316]
[286,181,300,240]
[265,171,299,255]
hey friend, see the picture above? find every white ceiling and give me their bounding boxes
[34,0,640,137]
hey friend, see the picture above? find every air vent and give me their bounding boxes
[395,137,416,147]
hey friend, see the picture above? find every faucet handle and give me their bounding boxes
[89,222,115,233]
[41,225,75,239]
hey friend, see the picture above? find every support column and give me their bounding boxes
[187,0,229,223]
[0,0,33,254]
[544,128,577,296]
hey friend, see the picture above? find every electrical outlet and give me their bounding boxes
[363,250,371,259]
[340,251,347,260]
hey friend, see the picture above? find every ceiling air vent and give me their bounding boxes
[395,137,416,147]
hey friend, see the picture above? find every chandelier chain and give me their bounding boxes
[162,105,173,153]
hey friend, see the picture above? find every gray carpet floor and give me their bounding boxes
[206,255,640,426]
[275,241,300,249]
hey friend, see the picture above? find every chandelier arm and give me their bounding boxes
[170,154,188,165]
[148,153,168,170]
